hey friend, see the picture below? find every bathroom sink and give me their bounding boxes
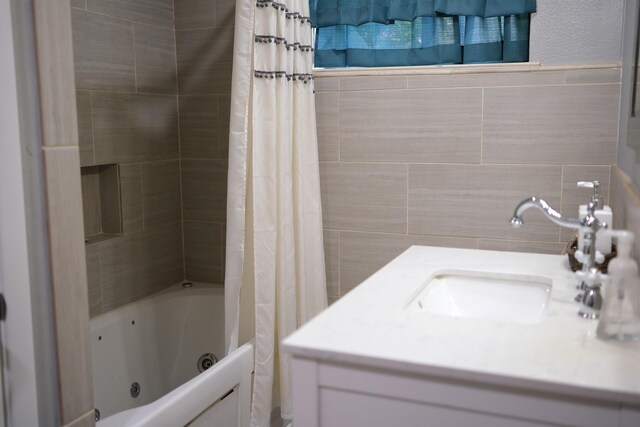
[407,271,551,324]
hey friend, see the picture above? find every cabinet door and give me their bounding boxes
[320,388,556,427]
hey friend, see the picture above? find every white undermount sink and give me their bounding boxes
[407,271,552,324]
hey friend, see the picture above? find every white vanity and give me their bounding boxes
[282,246,640,427]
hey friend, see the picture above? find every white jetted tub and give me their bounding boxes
[91,282,252,427]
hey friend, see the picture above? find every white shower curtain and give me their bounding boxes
[224,0,328,423]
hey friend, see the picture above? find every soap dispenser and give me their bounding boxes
[597,230,640,341]
[577,181,613,254]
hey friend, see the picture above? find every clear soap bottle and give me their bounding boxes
[597,230,640,341]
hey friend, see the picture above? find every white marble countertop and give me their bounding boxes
[282,246,640,405]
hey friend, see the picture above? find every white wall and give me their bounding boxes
[530,0,624,65]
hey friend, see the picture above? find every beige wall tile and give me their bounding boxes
[407,71,566,89]
[76,91,94,166]
[81,168,101,237]
[610,167,640,266]
[71,9,135,91]
[315,77,339,92]
[340,88,481,163]
[478,239,566,255]
[218,95,231,159]
[141,160,182,227]
[85,244,102,317]
[42,147,93,423]
[179,95,220,158]
[119,163,143,234]
[184,221,223,283]
[215,0,235,27]
[101,223,183,311]
[182,159,228,222]
[86,0,174,28]
[316,92,340,161]
[483,84,619,165]
[134,23,177,94]
[323,230,339,297]
[564,68,622,84]
[320,162,407,233]
[560,165,611,241]
[91,92,179,163]
[176,27,234,94]
[174,0,215,30]
[408,164,562,241]
[340,232,477,293]
[339,76,407,91]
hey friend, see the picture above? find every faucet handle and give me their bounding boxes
[577,181,602,209]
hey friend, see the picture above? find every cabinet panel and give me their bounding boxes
[318,362,620,427]
[320,388,555,427]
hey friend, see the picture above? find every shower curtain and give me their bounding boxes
[224,0,328,423]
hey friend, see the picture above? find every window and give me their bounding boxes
[310,0,536,68]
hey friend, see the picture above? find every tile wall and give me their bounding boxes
[72,1,621,313]
[315,67,621,301]
[71,0,183,316]
[174,0,235,284]
[610,166,640,266]
[73,0,236,316]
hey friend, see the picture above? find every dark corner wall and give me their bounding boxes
[72,0,235,317]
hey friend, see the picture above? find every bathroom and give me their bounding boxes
[1,0,640,426]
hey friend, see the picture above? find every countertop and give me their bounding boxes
[282,246,640,405]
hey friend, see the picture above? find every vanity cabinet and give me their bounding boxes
[283,247,640,427]
[291,357,640,427]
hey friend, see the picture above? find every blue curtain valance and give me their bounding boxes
[311,0,535,68]
[315,14,531,68]
[311,0,536,28]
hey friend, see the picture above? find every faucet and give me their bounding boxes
[510,197,608,319]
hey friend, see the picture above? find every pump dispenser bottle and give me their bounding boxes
[597,230,640,341]
[577,181,613,254]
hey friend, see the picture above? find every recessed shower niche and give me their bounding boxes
[80,164,122,244]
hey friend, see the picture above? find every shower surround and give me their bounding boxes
[72,0,235,316]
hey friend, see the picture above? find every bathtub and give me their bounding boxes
[90,282,253,427]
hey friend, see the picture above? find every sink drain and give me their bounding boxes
[197,353,218,372]
[130,382,140,398]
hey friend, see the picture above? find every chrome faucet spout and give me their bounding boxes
[509,196,608,320]
[510,196,582,230]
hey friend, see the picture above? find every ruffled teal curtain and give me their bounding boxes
[311,0,535,67]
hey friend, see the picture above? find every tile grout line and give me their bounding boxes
[71,7,175,30]
[132,22,138,92]
[212,0,218,29]
[89,91,97,165]
[98,239,104,315]
[337,88,341,162]
[317,160,612,167]
[314,81,621,93]
[560,165,565,242]
[337,230,341,298]
[139,163,145,231]
[480,87,484,164]
[323,228,563,245]
[173,16,188,280]
[405,163,409,235]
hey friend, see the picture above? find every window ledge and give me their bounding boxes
[312,61,622,78]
